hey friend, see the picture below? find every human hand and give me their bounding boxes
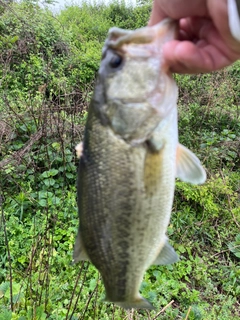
[149,0,240,73]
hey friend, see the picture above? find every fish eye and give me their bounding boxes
[109,54,123,69]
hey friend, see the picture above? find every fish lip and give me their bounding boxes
[106,18,177,51]
[102,18,178,64]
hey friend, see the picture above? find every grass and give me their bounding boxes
[0,1,239,319]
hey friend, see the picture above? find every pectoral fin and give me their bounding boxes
[176,144,206,185]
[75,142,83,159]
[153,241,178,265]
[73,231,90,263]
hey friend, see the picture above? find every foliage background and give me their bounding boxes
[0,0,239,319]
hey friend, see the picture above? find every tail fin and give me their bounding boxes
[106,296,155,310]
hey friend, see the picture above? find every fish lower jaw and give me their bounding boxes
[105,295,155,310]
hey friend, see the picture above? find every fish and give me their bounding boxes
[73,18,206,310]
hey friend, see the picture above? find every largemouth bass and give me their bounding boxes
[73,19,206,310]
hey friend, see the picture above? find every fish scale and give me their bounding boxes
[82,112,144,300]
[73,18,206,309]
[78,108,176,307]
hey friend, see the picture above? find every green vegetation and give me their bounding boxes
[0,1,239,319]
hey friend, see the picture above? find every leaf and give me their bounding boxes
[235,252,240,258]
[13,292,23,304]
[0,282,10,297]
[0,309,12,320]
[41,169,58,178]
[235,234,240,242]
[66,172,74,179]
[39,199,47,207]
[38,191,53,199]
[36,305,47,320]
[177,245,186,254]
[51,196,60,205]
[18,256,26,264]
[147,291,157,303]
[10,35,19,43]
[89,278,97,291]
[43,178,55,186]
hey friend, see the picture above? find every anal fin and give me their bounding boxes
[73,231,90,263]
[110,296,155,310]
[153,240,178,265]
[176,144,206,185]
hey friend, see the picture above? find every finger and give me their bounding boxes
[208,0,240,53]
[148,0,167,26]
[173,16,240,71]
[163,40,232,73]
[148,0,208,26]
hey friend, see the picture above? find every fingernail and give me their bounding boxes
[228,0,240,41]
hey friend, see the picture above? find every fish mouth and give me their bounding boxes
[105,18,177,57]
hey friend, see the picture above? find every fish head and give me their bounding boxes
[94,19,179,143]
